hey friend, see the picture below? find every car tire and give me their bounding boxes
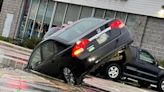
[105,63,122,80]
[138,81,150,88]
[62,67,82,85]
[158,78,164,92]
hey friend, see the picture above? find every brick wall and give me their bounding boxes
[126,14,147,47]
[0,0,23,38]
[141,17,164,60]
[126,14,164,60]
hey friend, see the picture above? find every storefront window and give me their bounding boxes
[53,3,67,26]
[104,10,115,19]
[64,4,80,24]
[115,12,127,22]
[17,0,31,39]
[40,0,54,38]
[20,0,55,40]
[35,0,47,38]
[24,0,40,39]
[80,6,92,19]
[94,8,105,18]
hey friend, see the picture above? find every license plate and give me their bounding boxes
[96,33,109,44]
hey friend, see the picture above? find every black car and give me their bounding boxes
[96,46,164,92]
[25,18,133,85]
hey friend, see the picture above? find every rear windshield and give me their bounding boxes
[57,18,105,42]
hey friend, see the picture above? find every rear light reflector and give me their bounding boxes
[109,19,125,29]
[72,39,90,57]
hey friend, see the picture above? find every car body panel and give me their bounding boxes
[123,47,160,84]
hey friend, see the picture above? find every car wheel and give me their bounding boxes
[138,81,150,88]
[63,67,78,85]
[105,63,122,80]
[158,78,164,92]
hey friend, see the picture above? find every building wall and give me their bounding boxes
[0,0,23,38]
[141,17,164,59]
[15,0,164,60]
[54,0,164,18]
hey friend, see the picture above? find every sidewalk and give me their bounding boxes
[0,40,32,53]
[0,40,31,69]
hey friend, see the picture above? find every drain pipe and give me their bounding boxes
[139,16,149,48]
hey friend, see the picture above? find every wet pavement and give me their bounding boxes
[0,68,61,92]
[0,40,158,92]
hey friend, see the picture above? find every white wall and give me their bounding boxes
[54,0,164,18]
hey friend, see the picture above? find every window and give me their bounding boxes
[35,0,47,38]
[80,6,92,19]
[44,0,55,24]
[17,0,30,39]
[0,0,3,12]
[53,3,67,26]
[36,0,47,22]
[29,46,41,69]
[24,0,40,39]
[57,18,104,42]
[139,51,155,64]
[115,12,127,22]
[94,8,105,18]
[64,4,80,23]
[42,41,57,60]
[104,10,115,19]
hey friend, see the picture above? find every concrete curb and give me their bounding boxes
[0,40,32,52]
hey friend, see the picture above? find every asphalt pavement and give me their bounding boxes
[0,40,158,92]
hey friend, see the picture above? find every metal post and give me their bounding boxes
[62,4,68,25]
[30,0,41,39]
[91,8,95,17]
[48,2,57,32]
[124,13,128,24]
[102,10,106,19]
[21,0,32,41]
[14,0,25,39]
[140,16,148,48]
[114,11,117,19]
[77,6,82,19]
[38,0,48,38]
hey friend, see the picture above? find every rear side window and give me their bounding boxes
[41,41,57,60]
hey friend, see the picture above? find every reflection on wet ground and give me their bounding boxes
[0,68,74,92]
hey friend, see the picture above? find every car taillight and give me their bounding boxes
[72,39,90,57]
[109,19,125,29]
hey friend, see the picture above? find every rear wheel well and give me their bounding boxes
[158,75,164,82]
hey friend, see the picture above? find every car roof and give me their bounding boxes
[46,18,114,45]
